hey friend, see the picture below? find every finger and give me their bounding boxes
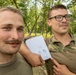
[40,56,45,64]
[53,65,59,72]
[53,69,58,75]
[54,73,58,75]
[51,58,60,67]
[53,65,58,70]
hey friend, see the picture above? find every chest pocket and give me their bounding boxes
[48,42,76,73]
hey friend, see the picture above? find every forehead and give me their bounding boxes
[51,9,68,16]
[0,11,23,21]
[0,11,24,27]
[0,10,22,18]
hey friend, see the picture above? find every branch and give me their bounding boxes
[13,0,18,8]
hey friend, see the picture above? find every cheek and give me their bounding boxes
[0,33,9,42]
[0,30,9,37]
[20,33,24,40]
[51,24,57,29]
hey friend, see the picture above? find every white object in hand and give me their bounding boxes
[25,35,52,60]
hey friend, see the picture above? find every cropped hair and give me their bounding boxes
[0,7,22,17]
[48,4,67,19]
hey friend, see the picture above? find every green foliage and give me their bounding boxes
[67,0,76,34]
[0,0,76,37]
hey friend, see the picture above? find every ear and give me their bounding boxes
[47,19,52,26]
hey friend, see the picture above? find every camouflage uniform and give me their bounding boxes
[45,34,76,75]
[25,34,76,75]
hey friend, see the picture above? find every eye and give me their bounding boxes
[66,15,71,19]
[2,27,12,31]
[56,15,62,19]
[17,27,24,32]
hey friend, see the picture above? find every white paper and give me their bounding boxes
[25,35,52,60]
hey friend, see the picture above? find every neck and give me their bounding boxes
[54,33,71,46]
[0,53,15,64]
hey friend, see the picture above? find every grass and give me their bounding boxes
[24,33,52,38]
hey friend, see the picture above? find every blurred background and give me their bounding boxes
[0,0,76,37]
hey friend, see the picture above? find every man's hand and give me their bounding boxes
[19,43,44,67]
[51,58,75,75]
[25,52,45,67]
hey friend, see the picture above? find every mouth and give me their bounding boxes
[62,25,68,27]
[7,42,20,45]
[7,43,21,48]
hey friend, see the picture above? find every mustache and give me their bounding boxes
[5,40,22,44]
[62,22,68,25]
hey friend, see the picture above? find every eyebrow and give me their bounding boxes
[1,24,13,27]
[18,26,24,28]
[1,23,24,29]
[49,14,69,19]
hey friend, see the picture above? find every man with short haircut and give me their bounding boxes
[45,4,76,75]
[0,7,33,75]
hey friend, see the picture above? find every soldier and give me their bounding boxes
[0,7,33,75]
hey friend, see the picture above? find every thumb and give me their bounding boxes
[40,56,45,64]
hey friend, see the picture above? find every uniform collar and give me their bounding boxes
[50,33,75,44]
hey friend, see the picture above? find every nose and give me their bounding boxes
[62,17,67,22]
[11,29,19,40]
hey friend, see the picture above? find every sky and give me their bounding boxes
[28,0,72,12]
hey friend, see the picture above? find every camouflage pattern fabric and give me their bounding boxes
[26,34,76,75]
[33,65,47,75]
[45,34,76,75]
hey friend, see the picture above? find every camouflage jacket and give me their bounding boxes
[45,34,76,75]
